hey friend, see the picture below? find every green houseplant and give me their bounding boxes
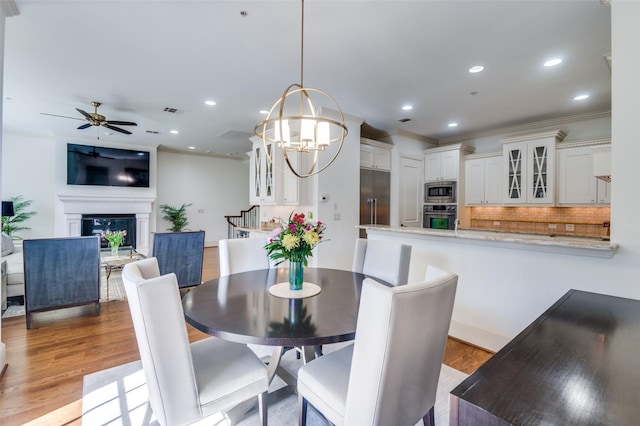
[1,195,37,239]
[159,203,192,232]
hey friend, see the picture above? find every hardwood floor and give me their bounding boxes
[0,247,493,425]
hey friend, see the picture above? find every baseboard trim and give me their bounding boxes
[449,320,512,353]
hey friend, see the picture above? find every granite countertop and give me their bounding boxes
[359,225,617,258]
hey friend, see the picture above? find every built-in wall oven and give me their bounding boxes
[424,181,456,204]
[423,204,457,230]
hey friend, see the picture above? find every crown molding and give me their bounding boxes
[439,110,611,145]
[500,130,566,145]
[424,143,474,155]
[465,151,502,160]
[1,1,19,17]
[556,137,611,150]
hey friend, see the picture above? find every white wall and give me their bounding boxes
[156,150,249,246]
[2,133,57,239]
[315,116,362,270]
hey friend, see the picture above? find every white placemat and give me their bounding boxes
[268,282,321,299]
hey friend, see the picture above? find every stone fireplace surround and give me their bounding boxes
[58,194,155,254]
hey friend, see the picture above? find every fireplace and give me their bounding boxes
[58,194,155,254]
[82,214,137,248]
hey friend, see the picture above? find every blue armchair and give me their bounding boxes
[23,236,101,329]
[149,231,205,288]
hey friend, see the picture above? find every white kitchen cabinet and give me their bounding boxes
[424,144,473,182]
[502,130,565,205]
[425,150,458,181]
[282,152,312,205]
[360,140,391,171]
[250,139,312,206]
[465,155,502,205]
[557,144,611,205]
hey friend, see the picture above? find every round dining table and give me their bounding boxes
[182,267,386,348]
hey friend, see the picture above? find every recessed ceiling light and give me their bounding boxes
[259,110,268,115]
[205,100,216,106]
[448,122,458,127]
[544,58,562,67]
[574,94,589,101]
[188,146,196,150]
[402,105,413,111]
[469,65,484,73]
[170,130,179,134]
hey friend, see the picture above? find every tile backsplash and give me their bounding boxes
[470,206,611,238]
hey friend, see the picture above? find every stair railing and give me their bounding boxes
[225,206,260,239]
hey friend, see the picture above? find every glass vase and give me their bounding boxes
[110,244,120,257]
[289,260,304,291]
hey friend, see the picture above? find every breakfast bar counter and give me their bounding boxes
[359,225,616,258]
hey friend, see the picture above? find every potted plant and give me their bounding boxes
[1,195,37,239]
[159,203,192,232]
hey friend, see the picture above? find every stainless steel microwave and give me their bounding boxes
[425,181,456,203]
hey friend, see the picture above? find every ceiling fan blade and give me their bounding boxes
[76,108,92,120]
[103,123,132,135]
[77,123,92,130]
[40,112,84,121]
[105,120,137,126]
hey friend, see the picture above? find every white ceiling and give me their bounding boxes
[3,1,611,159]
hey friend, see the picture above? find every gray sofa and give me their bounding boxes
[1,233,25,302]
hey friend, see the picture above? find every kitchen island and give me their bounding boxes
[360,225,619,351]
[359,225,616,258]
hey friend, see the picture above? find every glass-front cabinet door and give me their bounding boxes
[506,144,525,203]
[502,131,563,205]
[528,142,551,203]
[250,141,277,204]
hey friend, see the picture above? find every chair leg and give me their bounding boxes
[142,402,153,425]
[299,394,308,426]
[258,390,268,426]
[422,406,435,426]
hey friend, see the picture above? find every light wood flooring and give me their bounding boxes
[0,247,493,425]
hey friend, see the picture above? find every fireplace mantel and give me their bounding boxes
[58,194,156,254]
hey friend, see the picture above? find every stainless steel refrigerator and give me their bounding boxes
[359,169,391,238]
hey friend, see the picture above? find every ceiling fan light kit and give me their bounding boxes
[254,0,347,179]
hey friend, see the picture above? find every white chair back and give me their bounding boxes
[352,238,411,286]
[344,273,458,424]
[122,257,201,426]
[219,237,273,276]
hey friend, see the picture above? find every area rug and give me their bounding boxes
[82,347,468,426]
[1,270,125,319]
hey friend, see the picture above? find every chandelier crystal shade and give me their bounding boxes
[254,0,348,178]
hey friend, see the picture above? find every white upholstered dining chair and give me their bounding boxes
[297,269,458,426]
[218,237,274,277]
[122,257,269,426]
[352,238,412,286]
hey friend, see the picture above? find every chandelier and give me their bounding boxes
[254,0,348,178]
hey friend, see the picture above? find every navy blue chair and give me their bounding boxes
[150,231,205,288]
[23,236,101,329]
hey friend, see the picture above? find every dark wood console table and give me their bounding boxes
[450,289,640,426]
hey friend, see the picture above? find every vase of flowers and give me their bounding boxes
[102,230,127,257]
[265,212,325,291]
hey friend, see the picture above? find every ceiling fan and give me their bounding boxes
[41,101,137,135]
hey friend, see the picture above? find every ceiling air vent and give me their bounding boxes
[146,130,160,134]
[163,107,179,113]
[398,118,411,123]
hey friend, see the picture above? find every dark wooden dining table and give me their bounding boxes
[450,289,640,426]
[182,267,388,375]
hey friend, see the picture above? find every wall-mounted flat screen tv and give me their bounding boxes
[67,143,150,187]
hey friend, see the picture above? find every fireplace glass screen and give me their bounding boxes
[81,214,136,248]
